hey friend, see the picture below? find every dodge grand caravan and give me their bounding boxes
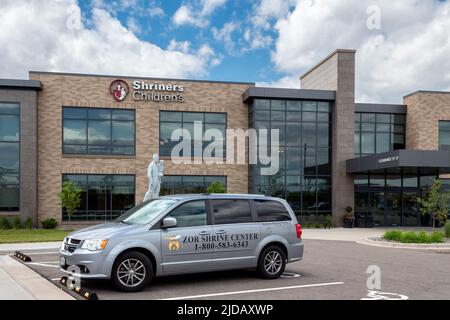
[60,194,304,292]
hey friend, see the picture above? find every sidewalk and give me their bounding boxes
[0,241,61,255]
[0,255,73,300]
[302,227,439,242]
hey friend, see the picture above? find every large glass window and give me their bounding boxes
[355,112,405,157]
[439,121,450,150]
[160,111,226,158]
[0,103,20,211]
[249,99,332,223]
[63,107,135,155]
[161,175,227,195]
[62,174,135,221]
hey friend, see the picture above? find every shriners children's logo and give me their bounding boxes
[167,235,181,251]
[110,80,129,102]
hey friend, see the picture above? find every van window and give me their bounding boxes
[211,199,252,225]
[254,200,291,222]
[167,200,207,228]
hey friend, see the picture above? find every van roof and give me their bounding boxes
[159,194,278,201]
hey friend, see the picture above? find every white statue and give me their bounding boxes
[143,154,165,201]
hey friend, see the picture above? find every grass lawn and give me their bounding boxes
[0,229,72,244]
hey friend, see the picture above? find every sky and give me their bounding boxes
[0,0,449,103]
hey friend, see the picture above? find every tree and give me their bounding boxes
[59,181,82,218]
[417,179,450,228]
[207,182,226,194]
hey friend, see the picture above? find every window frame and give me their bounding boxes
[0,102,20,212]
[159,110,227,158]
[439,121,450,150]
[62,107,136,156]
[61,174,136,221]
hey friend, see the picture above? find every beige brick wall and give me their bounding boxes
[404,92,450,151]
[29,72,252,224]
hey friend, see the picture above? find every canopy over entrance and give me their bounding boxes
[346,150,450,175]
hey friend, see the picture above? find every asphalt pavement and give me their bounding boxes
[17,239,450,300]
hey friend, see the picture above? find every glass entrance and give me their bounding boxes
[385,192,401,226]
[371,192,385,227]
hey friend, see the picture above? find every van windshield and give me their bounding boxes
[115,199,178,225]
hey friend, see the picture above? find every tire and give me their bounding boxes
[111,251,153,292]
[257,245,286,279]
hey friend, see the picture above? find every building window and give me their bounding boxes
[355,112,405,157]
[249,99,332,223]
[63,107,135,155]
[0,103,20,211]
[62,174,135,221]
[159,111,226,158]
[161,175,227,195]
[439,121,450,150]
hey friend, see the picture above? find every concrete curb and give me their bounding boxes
[0,255,74,300]
[357,237,450,252]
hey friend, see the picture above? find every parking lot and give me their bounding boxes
[15,239,450,300]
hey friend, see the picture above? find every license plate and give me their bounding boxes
[60,257,66,266]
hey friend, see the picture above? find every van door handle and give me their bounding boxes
[215,230,227,235]
[199,231,211,236]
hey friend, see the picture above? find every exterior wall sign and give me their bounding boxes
[110,79,185,103]
[378,156,400,164]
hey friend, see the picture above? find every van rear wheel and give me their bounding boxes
[257,245,286,279]
[111,251,153,292]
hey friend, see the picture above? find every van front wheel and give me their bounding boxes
[111,251,153,292]
[257,245,286,279]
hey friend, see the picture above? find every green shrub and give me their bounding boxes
[429,231,444,243]
[25,217,33,230]
[383,230,402,242]
[12,217,22,229]
[207,182,226,194]
[416,231,428,244]
[445,221,450,238]
[41,218,58,230]
[400,231,418,243]
[0,217,11,230]
[383,230,444,243]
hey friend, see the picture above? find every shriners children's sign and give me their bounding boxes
[110,79,185,103]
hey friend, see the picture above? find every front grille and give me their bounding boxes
[64,238,81,253]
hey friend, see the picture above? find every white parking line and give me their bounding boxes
[27,262,60,268]
[161,281,345,300]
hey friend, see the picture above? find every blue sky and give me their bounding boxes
[78,0,286,84]
[1,0,449,103]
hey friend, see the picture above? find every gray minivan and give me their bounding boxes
[59,194,304,292]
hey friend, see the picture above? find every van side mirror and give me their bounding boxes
[162,217,177,229]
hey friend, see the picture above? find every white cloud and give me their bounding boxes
[212,21,239,53]
[172,0,227,28]
[0,0,220,79]
[269,0,450,103]
[256,75,299,89]
[148,6,164,18]
[167,39,192,54]
[242,0,295,50]
[126,16,142,34]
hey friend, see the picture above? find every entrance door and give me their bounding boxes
[402,192,419,226]
[370,192,385,227]
[385,192,401,226]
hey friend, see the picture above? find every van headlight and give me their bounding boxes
[81,239,108,251]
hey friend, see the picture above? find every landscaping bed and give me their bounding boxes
[383,230,448,244]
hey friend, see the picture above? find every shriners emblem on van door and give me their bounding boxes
[110,80,129,102]
[167,236,181,251]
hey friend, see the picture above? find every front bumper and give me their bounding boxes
[59,249,110,279]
